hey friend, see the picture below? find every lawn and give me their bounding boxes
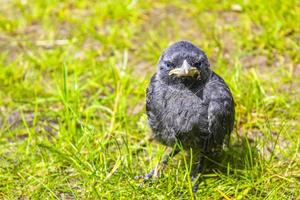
[0,0,299,199]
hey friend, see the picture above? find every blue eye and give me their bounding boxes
[165,61,174,68]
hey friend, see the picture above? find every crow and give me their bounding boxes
[138,41,235,192]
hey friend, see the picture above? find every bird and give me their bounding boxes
[138,40,235,192]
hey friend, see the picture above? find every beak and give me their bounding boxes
[168,60,200,77]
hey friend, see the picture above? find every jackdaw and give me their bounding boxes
[138,41,235,192]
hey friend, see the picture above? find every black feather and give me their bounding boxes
[146,41,235,153]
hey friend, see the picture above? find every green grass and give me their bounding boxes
[0,0,300,199]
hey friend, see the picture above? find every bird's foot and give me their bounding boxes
[135,162,166,183]
[135,169,154,182]
[190,156,205,193]
[192,180,200,193]
[190,174,202,193]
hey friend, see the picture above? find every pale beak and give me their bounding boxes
[168,60,200,77]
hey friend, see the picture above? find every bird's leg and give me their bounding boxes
[136,148,180,181]
[190,154,206,193]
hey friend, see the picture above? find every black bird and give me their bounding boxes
[139,41,235,192]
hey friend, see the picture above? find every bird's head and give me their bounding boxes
[157,41,211,84]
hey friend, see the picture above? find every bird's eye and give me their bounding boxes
[194,61,202,68]
[165,61,174,68]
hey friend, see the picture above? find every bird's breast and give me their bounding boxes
[154,86,209,134]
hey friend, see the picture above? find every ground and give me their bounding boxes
[0,0,299,199]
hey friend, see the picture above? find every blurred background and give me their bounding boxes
[0,0,299,199]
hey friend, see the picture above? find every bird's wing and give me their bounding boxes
[146,73,157,113]
[206,98,234,151]
[146,73,161,133]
